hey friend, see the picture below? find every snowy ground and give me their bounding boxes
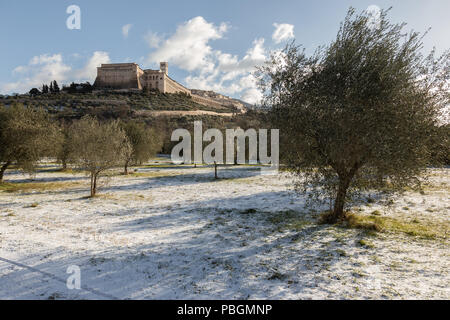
[0,161,448,299]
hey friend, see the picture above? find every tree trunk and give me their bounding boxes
[92,173,98,197]
[62,159,67,170]
[124,161,129,175]
[90,173,94,197]
[331,177,351,222]
[214,161,218,179]
[0,161,11,182]
[324,162,363,223]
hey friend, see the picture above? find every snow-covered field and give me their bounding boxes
[0,161,448,299]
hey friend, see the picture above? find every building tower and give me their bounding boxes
[160,62,168,75]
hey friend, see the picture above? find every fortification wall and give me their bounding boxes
[94,63,142,89]
[164,76,191,95]
[191,94,227,109]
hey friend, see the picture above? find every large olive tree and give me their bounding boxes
[0,104,59,182]
[69,116,131,197]
[258,8,449,223]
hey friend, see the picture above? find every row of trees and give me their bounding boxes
[29,80,61,96]
[2,8,448,224]
[0,104,162,196]
[30,80,92,95]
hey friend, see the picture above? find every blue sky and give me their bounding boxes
[1,0,449,102]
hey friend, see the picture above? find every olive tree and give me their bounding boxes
[56,122,73,171]
[258,8,449,223]
[121,121,163,174]
[69,116,131,197]
[0,104,58,182]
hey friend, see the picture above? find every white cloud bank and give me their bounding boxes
[122,24,132,38]
[146,16,280,104]
[3,17,296,105]
[148,16,228,74]
[74,51,111,80]
[1,52,110,93]
[272,23,294,44]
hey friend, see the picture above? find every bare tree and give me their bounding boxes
[69,116,131,197]
[258,8,449,223]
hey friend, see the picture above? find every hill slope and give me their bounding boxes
[0,90,248,119]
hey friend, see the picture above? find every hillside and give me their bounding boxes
[190,89,253,112]
[0,90,248,120]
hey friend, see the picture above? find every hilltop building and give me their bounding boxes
[93,62,247,112]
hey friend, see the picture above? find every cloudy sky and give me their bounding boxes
[1,0,449,103]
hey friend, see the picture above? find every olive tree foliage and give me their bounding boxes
[120,121,163,174]
[0,104,59,182]
[257,8,449,222]
[68,116,131,197]
[56,122,74,170]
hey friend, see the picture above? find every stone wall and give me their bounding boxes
[163,76,191,95]
[191,94,226,109]
[94,63,143,89]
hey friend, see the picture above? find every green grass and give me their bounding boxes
[345,213,447,240]
[371,210,382,216]
[0,181,82,193]
[267,209,311,232]
[127,171,181,178]
[358,239,375,248]
[0,91,237,114]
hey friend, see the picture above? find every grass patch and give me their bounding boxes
[267,209,311,232]
[346,213,447,240]
[36,167,75,173]
[0,181,82,193]
[127,171,179,178]
[94,193,151,202]
[371,210,382,216]
[357,239,375,248]
[220,177,255,184]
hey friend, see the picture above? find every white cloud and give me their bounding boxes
[238,74,262,104]
[272,23,294,44]
[1,52,110,93]
[122,24,132,38]
[146,16,270,104]
[1,54,71,93]
[12,65,27,74]
[144,31,161,48]
[74,51,110,80]
[183,37,267,104]
[147,16,228,74]
[240,87,263,105]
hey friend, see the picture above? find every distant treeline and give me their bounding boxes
[29,81,93,96]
